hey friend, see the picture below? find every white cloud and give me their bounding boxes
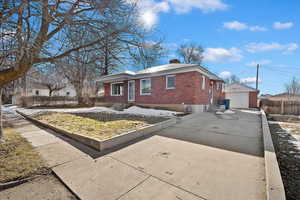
[163,42,179,50]
[246,59,271,67]
[245,42,299,54]
[223,21,267,31]
[241,77,261,84]
[203,47,243,62]
[167,0,228,14]
[285,43,298,52]
[273,22,293,30]
[249,26,267,31]
[131,0,228,28]
[223,21,248,31]
[219,71,232,79]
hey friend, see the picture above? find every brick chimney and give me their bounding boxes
[169,59,181,64]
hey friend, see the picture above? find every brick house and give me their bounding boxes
[97,63,225,112]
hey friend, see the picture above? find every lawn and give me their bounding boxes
[34,112,160,140]
[0,128,48,183]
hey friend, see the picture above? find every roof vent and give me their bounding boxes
[169,59,180,64]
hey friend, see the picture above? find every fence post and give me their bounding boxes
[281,100,284,115]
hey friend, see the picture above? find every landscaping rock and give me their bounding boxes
[111,103,128,111]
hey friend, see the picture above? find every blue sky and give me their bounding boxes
[135,0,300,94]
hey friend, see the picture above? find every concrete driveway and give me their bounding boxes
[53,110,265,200]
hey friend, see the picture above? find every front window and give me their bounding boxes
[35,90,39,95]
[166,75,175,89]
[111,83,123,96]
[140,78,151,95]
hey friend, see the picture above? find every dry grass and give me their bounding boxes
[34,113,152,140]
[0,128,48,183]
[279,123,300,135]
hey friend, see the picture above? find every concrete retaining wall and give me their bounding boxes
[17,111,177,151]
[261,110,286,200]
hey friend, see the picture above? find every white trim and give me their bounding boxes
[166,75,175,89]
[110,82,123,96]
[202,75,206,90]
[128,80,135,101]
[140,78,151,96]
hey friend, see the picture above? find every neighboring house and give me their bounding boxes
[97,63,224,112]
[267,93,300,101]
[12,74,76,105]
[224,83,259,109]
[259,94,273,99]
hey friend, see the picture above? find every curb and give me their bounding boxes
[261,110,286,200]
[17,111,177,152]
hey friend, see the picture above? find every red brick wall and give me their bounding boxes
[135,72,210,104]
[103,71,224,105]
[103,82,128,103]
[249,91,258,108]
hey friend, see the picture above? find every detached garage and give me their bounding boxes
[225,83,259,109]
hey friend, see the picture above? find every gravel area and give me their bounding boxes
[269,120,300,200]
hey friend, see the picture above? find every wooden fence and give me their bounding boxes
[18,96,106,107]
[260,99,300,115]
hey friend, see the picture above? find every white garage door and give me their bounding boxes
[225,92,249,108]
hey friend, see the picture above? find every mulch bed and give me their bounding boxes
[269,122,300,200]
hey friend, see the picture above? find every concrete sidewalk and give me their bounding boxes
[14,110,265,200]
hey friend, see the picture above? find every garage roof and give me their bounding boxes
[225,83,259,93]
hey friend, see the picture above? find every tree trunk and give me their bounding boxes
[75,86,84,105]
[0,88,4,142]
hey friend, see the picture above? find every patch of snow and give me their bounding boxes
[224,110,235,114]
[16,106,179,117]
[215,111,224,115]
[237,109,261,115]
[122,106,178,117]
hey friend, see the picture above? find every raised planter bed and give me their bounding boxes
[17,111,177,151]
[261,110,286,200]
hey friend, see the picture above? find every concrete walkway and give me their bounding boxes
[14,110,265,200]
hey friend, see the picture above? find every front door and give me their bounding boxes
[128,80,135,102]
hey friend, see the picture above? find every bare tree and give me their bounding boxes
[285,77,300,100]
[35,65,66,96]
[55,25,101,104]
[128,38,167,69]
[224,75,240,84]
[0,0,141,140]
[177,43,204,64]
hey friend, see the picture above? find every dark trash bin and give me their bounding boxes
[224,99,230,110]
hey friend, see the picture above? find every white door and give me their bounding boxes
[128,80,135,102]
[225,92,249,108]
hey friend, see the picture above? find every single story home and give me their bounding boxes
[97,63,225,112]
[224,83,259,108]
[265,93,300,102]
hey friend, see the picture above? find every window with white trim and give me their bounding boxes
[166,75,175,89]
[202,76,206,90]
[111,83,123,96]
[140,78,151,95]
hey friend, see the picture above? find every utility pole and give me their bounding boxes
[256,64,259,90]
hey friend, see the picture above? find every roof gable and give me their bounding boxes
[225,83,258,92]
